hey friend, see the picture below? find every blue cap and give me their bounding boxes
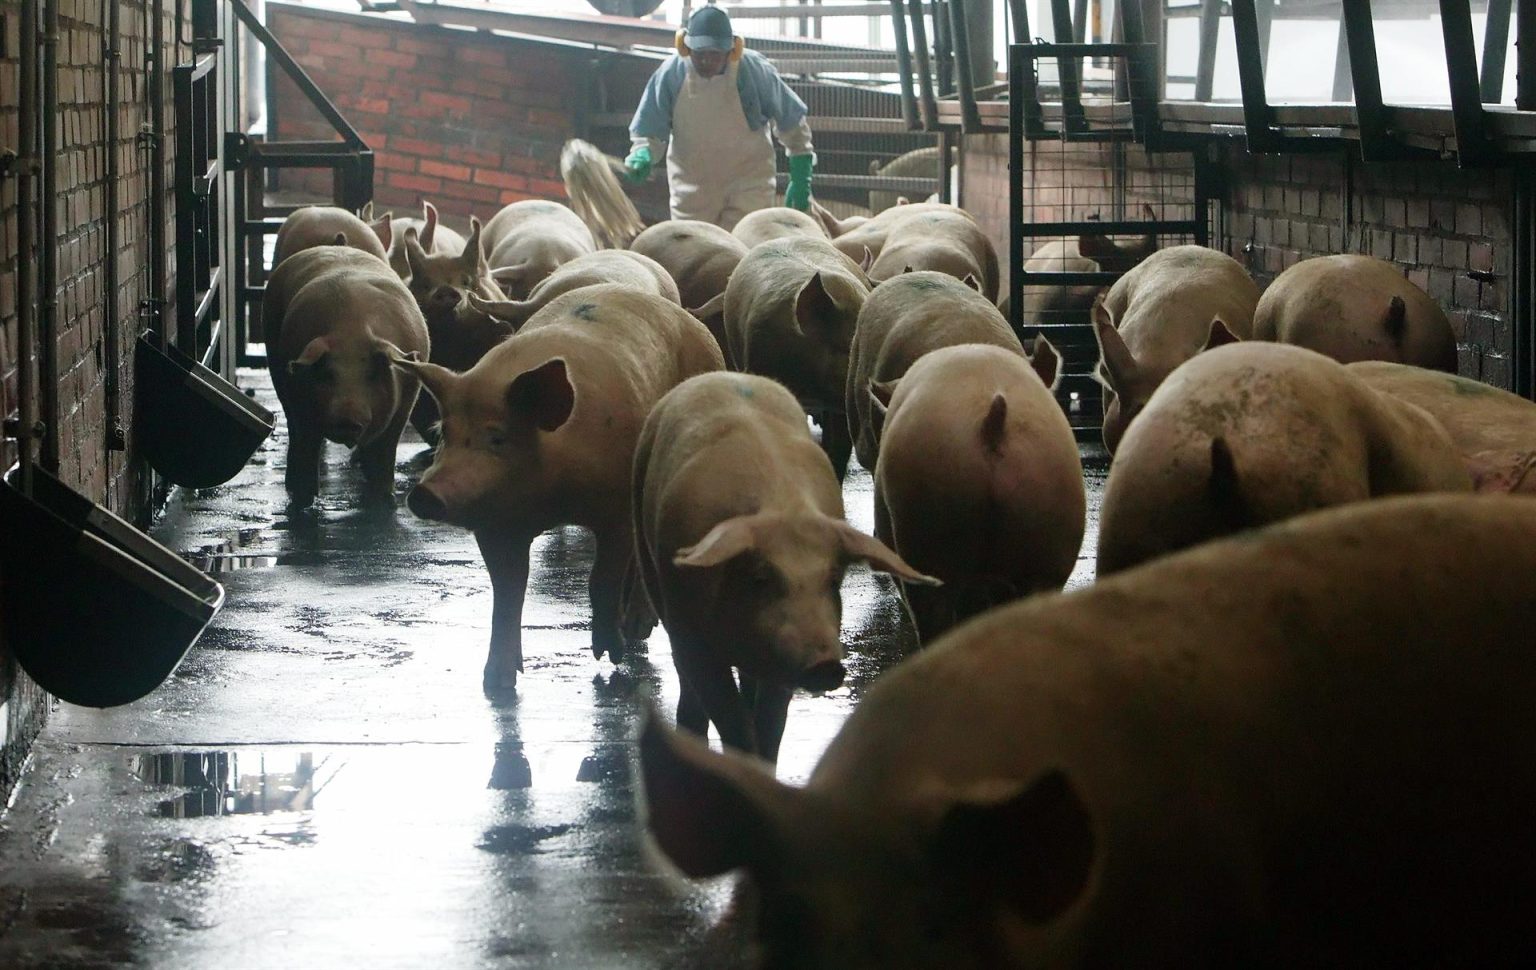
[685,5,733,52]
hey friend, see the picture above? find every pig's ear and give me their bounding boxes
[422,201,440,252]
[859,245,874,274]
[370,212,393,251]
[463,216,486,271]
[361,201,374,222]
[392,357,458,404]
[1028,334,1061,390]
[673,516,758,568]
[287,337,331,378]
[468,291,532,330]
[961,273,982,293]
[794,273,842,335]
[403,227,431,281]
[1208,437,1249,525]
[1076,232,1113,265]
[688,293,726,323]
[834,521,940,585]
[638,706,800,878]
[1092,301,1138,394]
[927,769,1094,925]
[506,358,574,433]
[1468,449,1536,494]
[331,232,349,247]
[1202,317,1240,352]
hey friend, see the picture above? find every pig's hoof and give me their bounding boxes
[482,663,519,693]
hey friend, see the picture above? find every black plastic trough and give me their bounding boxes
[135,336,274,489]
[0,464,226,707]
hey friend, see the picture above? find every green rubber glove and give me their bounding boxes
[784,153,814,211]
[624,145,653,183]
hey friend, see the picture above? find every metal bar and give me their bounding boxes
[1482,0,1512,101]
[40,0,60,474]
[1332,16,1353,101]
[888,0,921,128]
[1440,0,1495,165]
[1194,147,1212,247]
[1231,0,1279,152]
[933,0,954,94]
[1018,219,1202,234]
[228,0,365,147]
[946,0,983,131]
[1009,42,1024,339]
[1022,41,1153,54]
[907,0,940,128]
[1053,0,1088,131]
[1342,0,1401,161]
[103,0,124,454]
[1195,0,1221,101]
[1521,0,1536,109]
[15,0,37,493]
[1514,167,1534,398]
[149,0,169,354]
[175,63,200,359]
[781,173,940,190]
[1018,271,1125,285]
[1008,0,1029,44]
[1119,0,1164,148]
[937,129,953,202]
[726,2,934,16]
[1073,0,1088,41]
[1255,0,1275,70]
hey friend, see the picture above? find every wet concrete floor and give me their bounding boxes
[0,370,1108,968]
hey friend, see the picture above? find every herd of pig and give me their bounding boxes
[262,196,1536,965]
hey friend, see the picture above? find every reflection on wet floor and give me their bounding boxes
[0,369,1110,969]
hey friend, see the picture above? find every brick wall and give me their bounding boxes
[961,135,1516,388]
[266,4,661,225]
[0,0,183,798]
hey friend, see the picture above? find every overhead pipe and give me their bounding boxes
[14,0,38,496]
[40,0,61,475]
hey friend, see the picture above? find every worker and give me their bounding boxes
[625,3,816,231]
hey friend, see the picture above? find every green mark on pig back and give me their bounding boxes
[570,302,599,322]
[902,277,946,292]
[1446,374,1500,397]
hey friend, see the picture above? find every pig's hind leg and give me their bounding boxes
[356,414,408,506]
[590,528,639,663]
[742,675,792,765]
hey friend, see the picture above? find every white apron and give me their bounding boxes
[668,60,777,231]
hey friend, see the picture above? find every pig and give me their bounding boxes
[1018,205,1159,326]
[263,245,429,507]
[1253,253,1458,372]
[867,146,941,214]
[480,199,597,300]
[865,206,1001,303]
[1096,341,1473,576]
[640,492,1536,967]
[823,202,979,264]
[468,250,681,333]
[633,371,936,764]
[723,236,871,480]
[872,343,1084,644]
[272,205,389,267]
[1092,244,1260,452]
[394,284,724,691]
[844,271,1027,473]
[731,206,828,248]
[629,220,747,359]
[1350,360,1536,493]
[398,219,511,442]
[373,201,470,281]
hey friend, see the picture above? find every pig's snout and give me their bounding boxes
[326,417,368,447]
[430,285,461,310]
[408,484,448,520]
[797,660,845,693]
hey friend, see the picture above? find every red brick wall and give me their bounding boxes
[266,4,613,224]
[961,135,1517,388]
